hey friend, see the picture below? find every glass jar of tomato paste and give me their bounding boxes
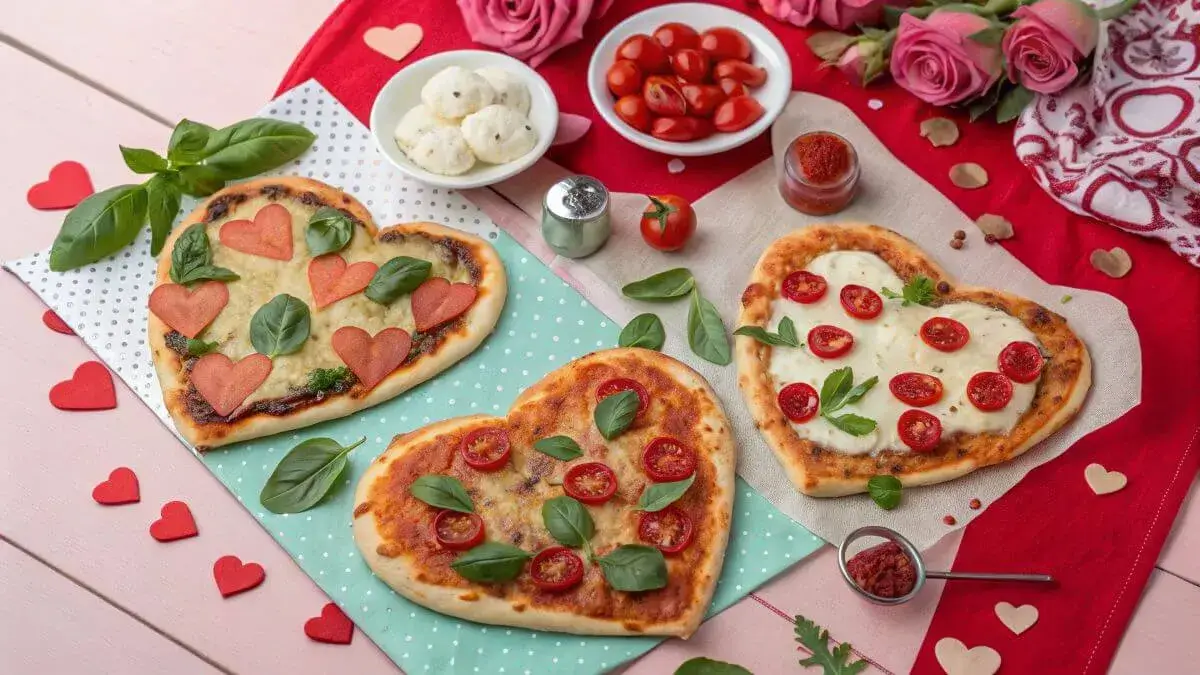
[778,131,860,216]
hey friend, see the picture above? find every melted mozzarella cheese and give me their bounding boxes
[766,251,1040,455]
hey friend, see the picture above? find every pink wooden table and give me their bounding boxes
[2,2,1197,672]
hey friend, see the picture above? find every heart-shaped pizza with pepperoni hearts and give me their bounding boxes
[149,177,505,450]
[736,224,1091,497]
[352,348,735,637]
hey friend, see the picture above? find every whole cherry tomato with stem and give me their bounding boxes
[642,75,687,116]
[650,116,713,142]
[713,95,765,132]
[613,95,652,132]
[652,22,700,52]
[639,194,696,251]
[606,59,642,98]
[617,34,670,73]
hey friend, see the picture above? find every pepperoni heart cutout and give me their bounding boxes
[149,501,198,542]
[331,326,412,390]
[49,361,116,411]
[148,281,229,339]
[42,310,75,335]
[92,467,140,505]
[219,203,294,260]
[191,353,272,417]
[213,555,266,598]
[304,602,354,644]
[412,278,478,332]
[308,254,379,308]
[27,161,95,210]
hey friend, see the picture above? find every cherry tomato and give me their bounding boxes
[713,95,765,133]
[639,194,696,251]
[606,59,643,98]
[432,510,485,550]
[998,341,1044,383]
[638,506,694,554]
[529,547,585,592]
[596,378,650,416]
[717,78,748,97]
[840,284,883,320]
[699,26,752,61]
[641,437,697,482]
[919,317,970,352]
[642,75,687,116]
[563,462,618,505]
[670,48,710,83]
[898,409,942,452]
[712,60,768,87]
[652,22,700,53]
[808,325,854,359]
[777,382,819,423]
[459,426,511,471]
[967,372,1014,411]
[650,116,714,142]
[613,95,652,132]
[889,373,944,407]
[681,83,727,117]
[782,270,828,304]
[616,34,670,74]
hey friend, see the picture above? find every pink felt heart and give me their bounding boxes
[27,161,95,210]
[305,603,354,645]
[42,310,75,335]
[331,326,412,390]
[552,113,592,146]
[149,501,198,542]
[49,361,116,411]
[363,23,423,62]
[213,555,266,598]
[92,467,140,505]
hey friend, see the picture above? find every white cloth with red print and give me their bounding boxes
[1015,0,1200,266]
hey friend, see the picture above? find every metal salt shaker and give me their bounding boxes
[541,175,611,258]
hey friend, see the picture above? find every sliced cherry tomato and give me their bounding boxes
[613,94,652,132]
[653,22,700,53]
[606,59,643,98]
[681,83,726,117]
[529,546,585,592]
[595,378,649,415]
[670,48,710,83]
[712,95,765,133]
[889,373,944,407]
[712,60,768,87]
[839,284,883,319]
[808,325,854,359]
[998,341,1044,383]
[563,462,618,505]
[777,382,819,423]
[459,426,511,472]
[919,317,970,352]
[639,194,696,251]
[650,116,714,142]
[641,437,697,482]
[967,372,1014,411]
[432,510,485,550]
[642,75,687,116]
[717,78,748,97]
[782,270,828,304]
[616,34,670,73]
[638,506,695,554]
[898,409,942,452]
[699,26,752,61]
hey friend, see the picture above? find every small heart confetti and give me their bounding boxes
[49,361,116,411]
[667,158,686,174]
[42,310,75,335]
[1085,463,1127,495]
[994,602,1038,635]
[934,637,1001,675]
[867,99,884,110]
[213,555,266,598]
[92,468,140,505]
[27,161,94,210]
[363,23,423,62]
[949,163,989,189]
[305,602,355,645]
[149,501,199,542]
[552,113,592,146]
[1090,247,1132,278]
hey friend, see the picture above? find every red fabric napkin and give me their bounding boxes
[279,2,1200,673]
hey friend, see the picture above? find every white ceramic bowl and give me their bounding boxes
[587,3,791,157]
[370,50,559,189]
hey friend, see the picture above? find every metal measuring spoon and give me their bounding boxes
[838,526,1054,606]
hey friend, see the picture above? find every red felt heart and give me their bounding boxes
[190,353,272,417]
[27,161,95,210]
[42,310,75,335]
[304,602,354,645]
[411,277,478,333]
[331,326,412,390]
[149,501,198,542]
[92,467,140,505]
[219,203,294,260]
[147,281,229,339]
[212,555,266,598]
[49,361,116,411]
[308,254,379,308]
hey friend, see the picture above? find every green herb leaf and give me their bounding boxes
[305,207,355,256]
[532,436,584,461]
[145,172,182,256]
[167,119,216,165]
[867,475,902,510]
[819,367,855,414]
[451,542,531,583]
[840,376,878,407]
[597,545,668,591]
[674,657,755,675]
[795,614,868,675]
[996,85,1035,124]
[637,475,695,512]
[259,437,365,514]
[200,119,317,180]
[49,185,148,272]
[619,313,666,350]
[967,26,1005,46]
[177,164,225,197]
[594,389,640,440]
[169,223,239,285]
[621,268,696,301]
[687,289,731,365]
[186,338,219,356]
[120,146,168,174]
[409,475,474,513]
[1061,294,1072,304]
[825,413,878,436]
[249,294,311,357]
[306,366,354,393]
[819,368,878,436]
[734,316,800,348]
[541,496,595,548]
[365,256,432,305]
[967,82,1004,122]
[879,275,936,307]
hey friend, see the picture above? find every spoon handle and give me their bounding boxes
[926,571,1054,583]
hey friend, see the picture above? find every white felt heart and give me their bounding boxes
[994,602,1038,635]
[935,638,1001,675]
[1085,463,1127,495]
[363,23,423,62]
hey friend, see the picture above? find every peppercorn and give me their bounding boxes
[936,281,951,294]
[969,498,982,510]
[943,515,957,525]
[953,230,966,240]
[949,239,964,250]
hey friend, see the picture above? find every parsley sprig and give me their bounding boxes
[795,615,868,675]
[819,367,878,436]
[880,275,936,307]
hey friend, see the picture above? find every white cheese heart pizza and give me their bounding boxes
[148,177,505,450]
[735,224,1090,497]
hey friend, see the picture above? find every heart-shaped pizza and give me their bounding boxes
[149,177,505,449]
[736,224,1091,497]
[352,348,734,637]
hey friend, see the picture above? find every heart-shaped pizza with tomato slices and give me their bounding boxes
[149,177,505,450]
[736,224,1091,497]
[351,348,734,637]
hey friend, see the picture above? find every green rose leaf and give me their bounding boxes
[49,185,148,272]
[249,294,311,357]
[259,437,365,514]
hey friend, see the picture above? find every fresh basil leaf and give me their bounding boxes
[867,475,902,510]
[306,366,354,393]
[541,496,595,548]
[306,207,355,256]
[201,119,316,180]
[169,223,238,285]
[733,318,799,348]
[637,475,695,513]
[365,256,431,305]
[621,268,695,301]
[249,294,311,357]
[120,146,168,174]
[532,436,584,461]
[451,542,531,583]
[825,413,877,436]
[594,389,639,440]
[186,338,219,356]
[167,119,215,164]
[840,376,878,407]
[619,313,666,350]
[145,173,182,256]
[259,437,365,514]
[177,164,225,197]
[778,317,798,345]
[819,367,855,414]
[409,474,474,513]
[674,657,755,675]
[996,84,1035,124]
[49,185,148,272]
[687,290,731,365]
[597,544,668,591]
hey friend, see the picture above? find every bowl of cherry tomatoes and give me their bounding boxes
[587,3,791,157]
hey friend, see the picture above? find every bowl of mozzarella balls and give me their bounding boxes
[370,50,559,189]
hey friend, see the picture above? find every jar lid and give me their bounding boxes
[545,175,609,222]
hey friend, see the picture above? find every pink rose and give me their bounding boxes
[818,0,912,31]
[837,41,885,85]
[890,11,1003,106]
[1003,0,1098,94]
[760,0,819,27]
[457,0,614,68]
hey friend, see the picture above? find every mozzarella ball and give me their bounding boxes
[420,66,495,120]
[461,105,539,164]
[393,105,454,152]
[405,126,476,176]
[474,67,531,116]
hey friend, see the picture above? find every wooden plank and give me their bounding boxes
[1111,570,1200,673]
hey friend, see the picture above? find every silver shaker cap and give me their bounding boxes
[545,175,609,223]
